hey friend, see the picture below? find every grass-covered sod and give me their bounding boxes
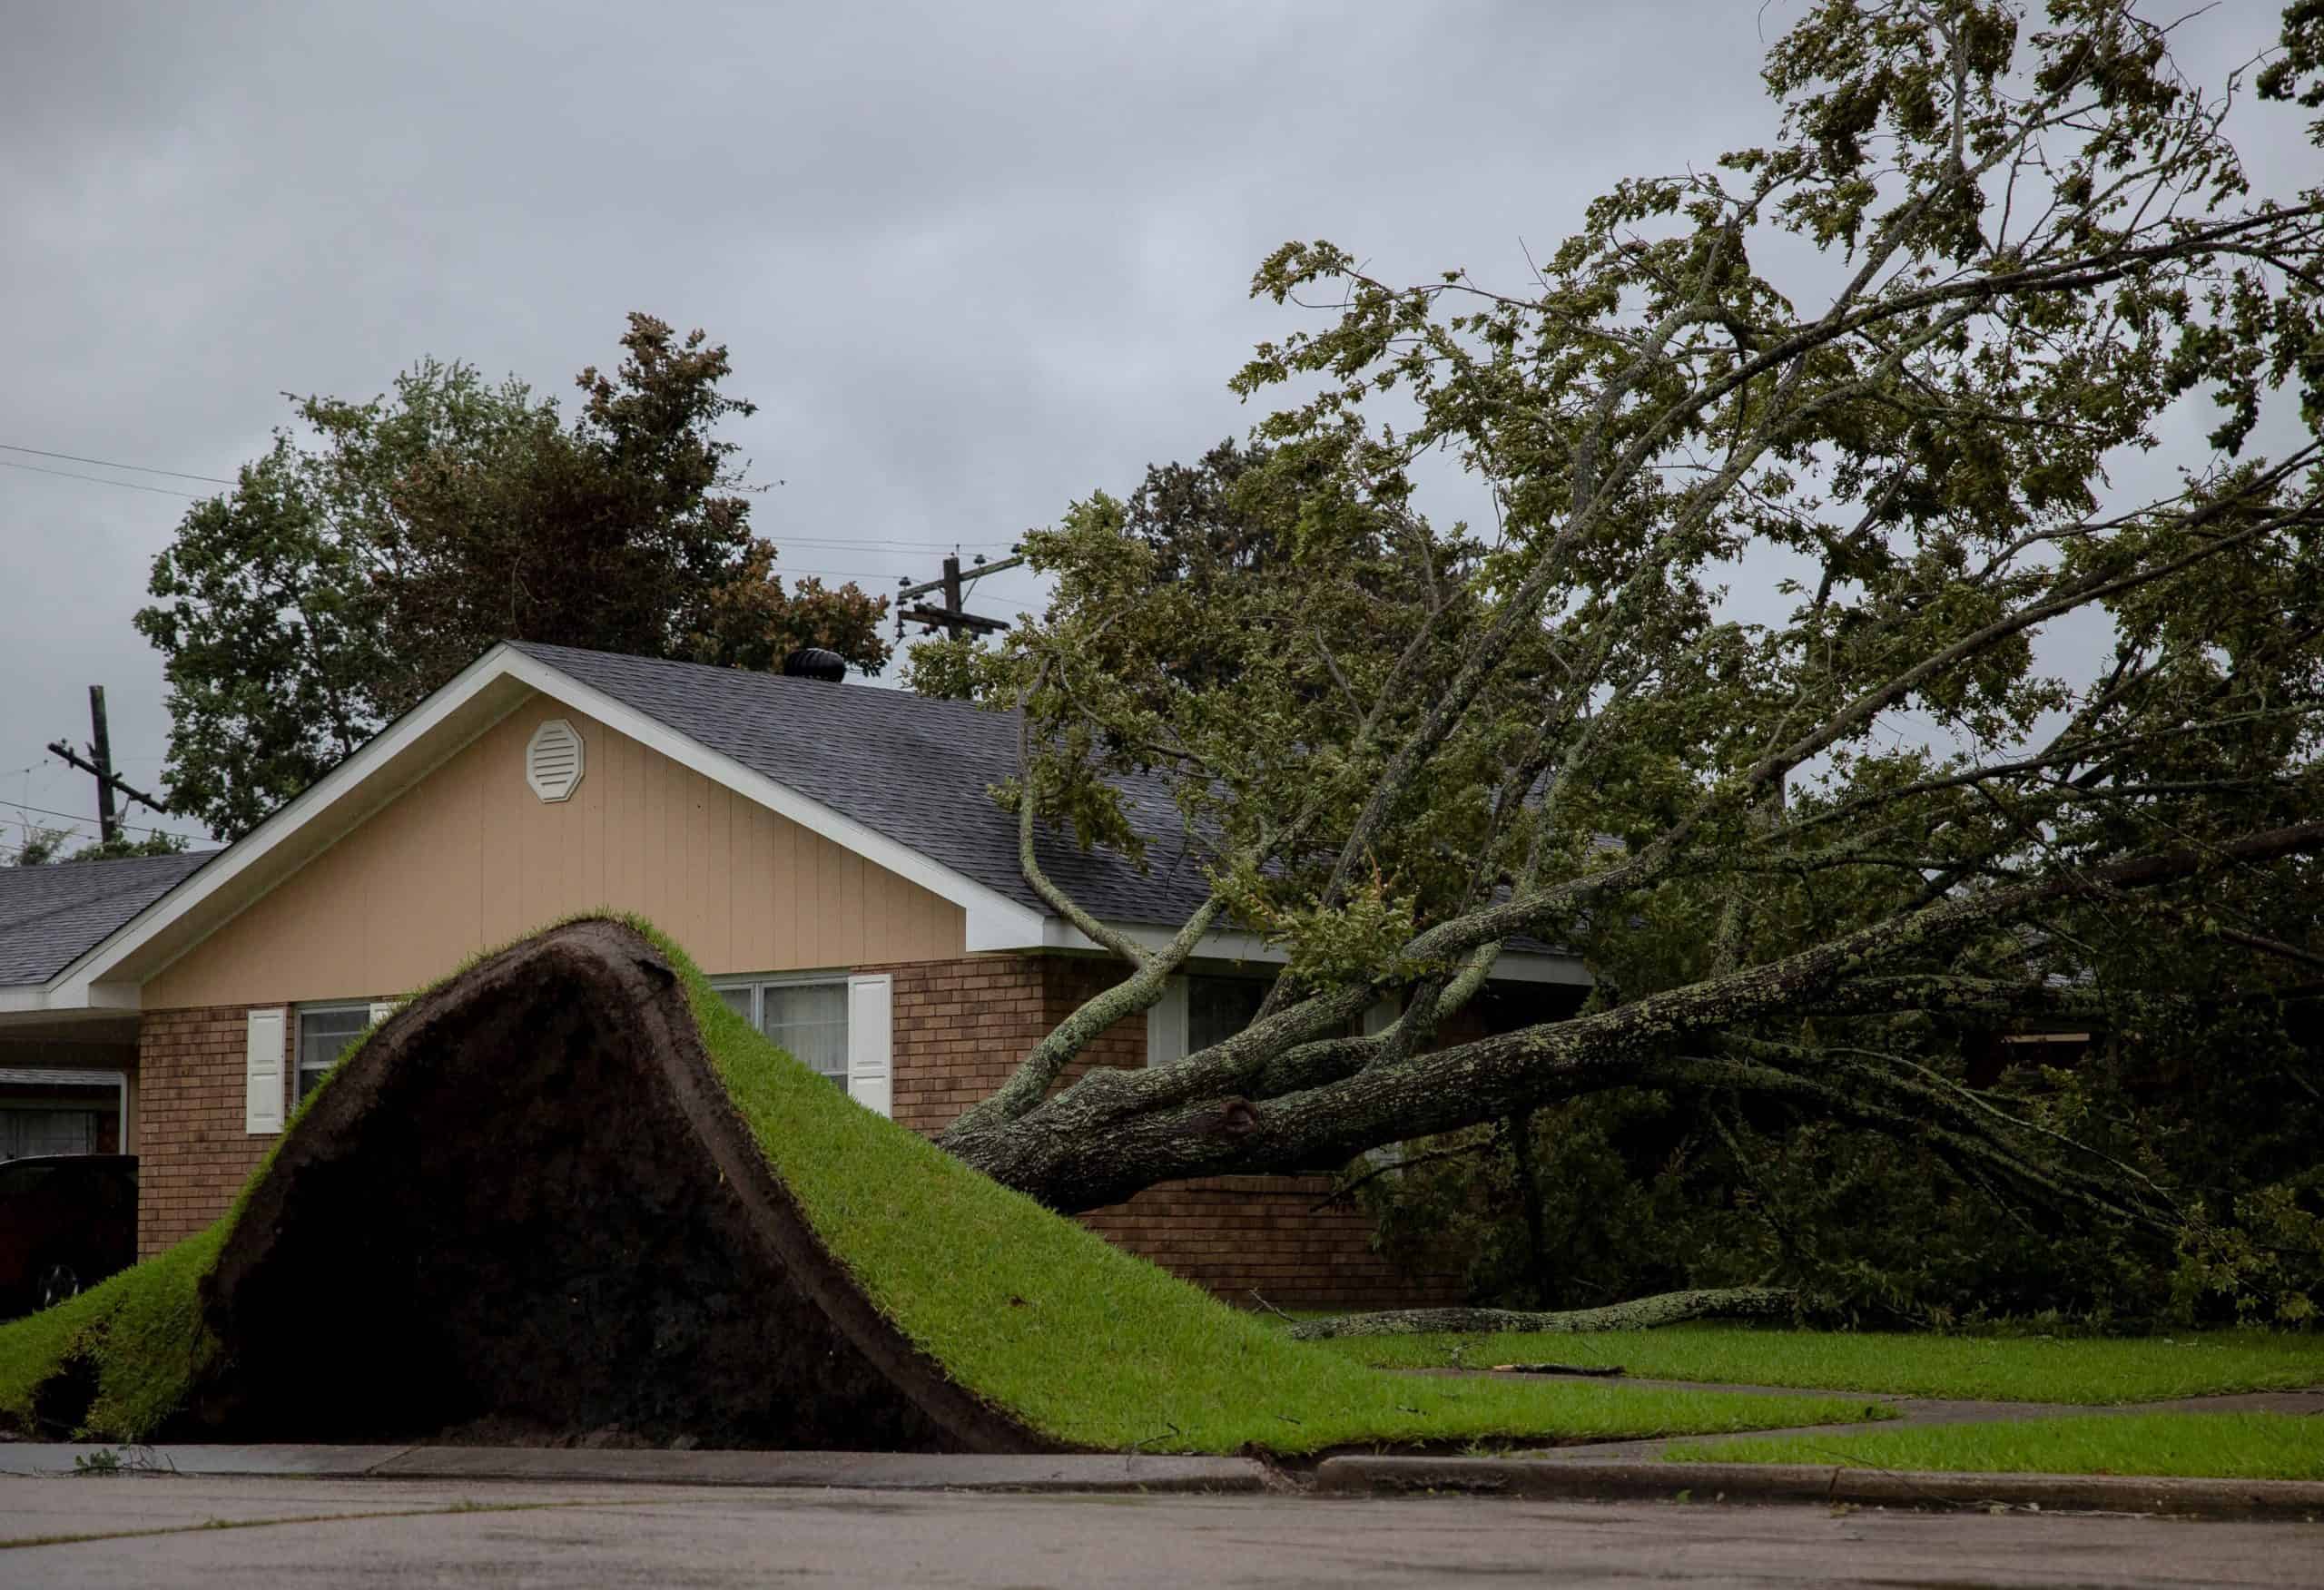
[0,915,1883,1455]
[1313,1324,2324,1406]
[682,930,1879,1453]
[1664,1413,2324,1481]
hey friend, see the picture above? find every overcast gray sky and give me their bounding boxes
[1,1,2309,855]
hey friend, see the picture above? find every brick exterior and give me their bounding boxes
[136,1005,287,1257]
[866,951,1458,1310]
[1078,1176,1460,1310]
[133,954,1462,1307]
[878,956,1049,1135]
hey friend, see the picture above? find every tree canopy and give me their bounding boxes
[139,314,890,839]
[923,0,2324,1321]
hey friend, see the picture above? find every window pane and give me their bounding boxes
[762,981,849,1084]
[298,1006,370,1102]
[1188,976,1268,1054]
[717,986,754,1025]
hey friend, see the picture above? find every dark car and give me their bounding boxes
[0,1154,138,1316]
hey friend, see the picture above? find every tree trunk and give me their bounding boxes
[1286,1286,1800,1340]
[1503,1109,1554,1308]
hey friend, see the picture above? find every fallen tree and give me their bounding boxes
[905,0,2324,1321]
[0,919,1874,1450]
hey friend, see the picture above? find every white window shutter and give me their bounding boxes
[244,1007,287,1134]
[846,975,893,1118]
[1146,977,1188,1068]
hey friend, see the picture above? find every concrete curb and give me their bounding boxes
[0,1444,1269,1494]
[369,1448,1271,1493]
[1313,1457,2324,1517]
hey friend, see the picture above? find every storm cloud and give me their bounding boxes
[1,1,2307,850]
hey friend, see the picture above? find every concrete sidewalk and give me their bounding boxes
[0,1443,1271,1492]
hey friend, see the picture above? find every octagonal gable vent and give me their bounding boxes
[526,719,585,802]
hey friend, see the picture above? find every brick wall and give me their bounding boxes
[137,1006,281,1256]
[1079,1177,1462,1310]
[868,951,1457,1310]
[877,957,1048,1135]
[133,957,1463,1306]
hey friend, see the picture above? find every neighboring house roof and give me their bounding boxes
[506,642,1215,930]
[0,852,214,986]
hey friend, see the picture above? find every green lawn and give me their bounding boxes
[1312,1324,2324,1405]
[1664,1413,2324,1481]
[678,926,1880,1453]
[0,914,1884,1455]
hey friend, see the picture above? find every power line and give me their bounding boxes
[0,814,207,849]
[0,442,235,485]
[0,458,202,499]
[776,536,1016,553]
[0,443,1027,562]
[0,800,205,844]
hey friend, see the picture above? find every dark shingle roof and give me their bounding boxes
[0,852,216,987]
[512,642,1218,928]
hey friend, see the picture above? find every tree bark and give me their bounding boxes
[1503,1110,1553,1309]
[1286,1286,1800,1340]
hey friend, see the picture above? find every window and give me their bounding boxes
[0,1112,100,1159]
[1147,973,1271,1067]
[713,975,891,1116]
[1189,976,1268,1053]
[295,1005,370,1104]
[763,981,851,1086]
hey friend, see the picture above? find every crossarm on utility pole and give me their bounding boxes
[45,735,169,820]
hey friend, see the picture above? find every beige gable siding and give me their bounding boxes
[143,701,966,1008]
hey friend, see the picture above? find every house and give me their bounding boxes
[0,642,1590,1308]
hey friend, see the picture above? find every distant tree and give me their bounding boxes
[4,827,189,866]
[1120,437,1284,583]
[138,315,891,839]
[64,831,192,863]
[4,825,72,867]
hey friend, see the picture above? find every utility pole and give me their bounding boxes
[894,548,1025,641]
[87,687,116,842]
[46,687,170,837]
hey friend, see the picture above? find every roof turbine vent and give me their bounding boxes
[782,647,848,683]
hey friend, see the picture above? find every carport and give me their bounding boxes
[0,852,214,1162]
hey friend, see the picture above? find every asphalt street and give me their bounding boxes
[3,1476,2319,1587]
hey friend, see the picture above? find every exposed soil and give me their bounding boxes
[180,920,1056,1454]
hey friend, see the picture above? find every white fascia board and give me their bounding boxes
[493,653,1048,951]
[1033,918,1593,986]
[47,646,531,1008]
[7,978,142,1015]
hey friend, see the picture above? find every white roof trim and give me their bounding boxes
[26,642,1574,1007]
[490,652,1047,951]
[1037,918,1590,985]
[46,646,527,1008]
[45,645,1046,1006]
